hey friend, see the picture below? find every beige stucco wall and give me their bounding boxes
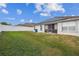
[35,25,45,32]
[58,20,79,36]
[0,25,34,32]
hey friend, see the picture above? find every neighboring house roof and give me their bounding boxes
[17,23,37,27]
[39,16,79,24]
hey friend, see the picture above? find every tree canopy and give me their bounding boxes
[0,22,11,25]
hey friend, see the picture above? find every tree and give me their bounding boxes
[0,22,11,25]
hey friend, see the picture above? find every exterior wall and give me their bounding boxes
[54,24,57,30]
[58,20,79,36]
[0,25,34,32]
[77,20,79,32]
[35,20,79,36]
[44,24,57,33]
[35,25,45,32]
[34,25,40,32]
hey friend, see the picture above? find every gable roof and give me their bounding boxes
[39,16,79,24]
[17,23,37,27]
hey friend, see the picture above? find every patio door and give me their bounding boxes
[48,24,57,33]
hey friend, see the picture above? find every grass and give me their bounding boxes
[0,31,79,56]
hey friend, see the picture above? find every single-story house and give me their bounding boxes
[0,24,34,32]
[34,16,79,36]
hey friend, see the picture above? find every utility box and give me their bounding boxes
[34,29,38,32]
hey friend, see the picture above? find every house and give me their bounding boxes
[17,23,36,27]
[0,24,34,32]
[34,16,79,36]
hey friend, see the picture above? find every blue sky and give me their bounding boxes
[0,3,79,25]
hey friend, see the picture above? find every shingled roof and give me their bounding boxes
[39,16,79,24]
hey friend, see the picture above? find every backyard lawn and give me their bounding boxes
[0,31,79,56]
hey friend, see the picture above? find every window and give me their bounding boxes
[62,26,67,32]
[62,26,76,33]
[69,26,76,32]
[40,25,42,31]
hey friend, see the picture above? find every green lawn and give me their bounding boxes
[0,31,79,56]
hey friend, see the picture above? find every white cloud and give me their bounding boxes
[20,19,25,22]
[1,9,8,14]
[40,13,50,16]
[34,3,44,13]
[46,3,65,13]
[29,19,32,23]
[1,17,15,20]
[64,15,67,16]
[0,3,7,8]
[20,19,32,23]
[26,3,30,6]
[34,3,65,16]
[0,3,8,14]
[71,15,75,16]
[17,9,22,15]
[6,17,15,20]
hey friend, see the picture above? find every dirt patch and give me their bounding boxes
[41,48,62,56]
